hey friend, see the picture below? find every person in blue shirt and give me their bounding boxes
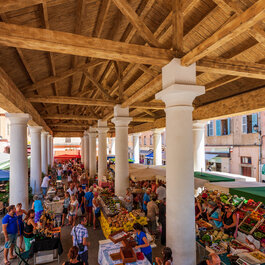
[2,205,19,265]
[142,189,151,216]
[207,201,223,229]
[32,195,44,222]
[133,223,152,263]
[85,186,94,227]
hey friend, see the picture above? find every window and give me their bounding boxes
[150,135,153,145]
[144,136,146,146]
[139,136,142,145]
[241,156,252,164]
[207,121,214,136]
[242,114,258,134]
[216,118,231,136]
[65,137,71,143]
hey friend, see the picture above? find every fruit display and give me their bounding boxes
[220,193,231,204]
[210,230,230,242]
[231,196,244,207]
[249,251,265,262]
[230,240,253,252]
[196,219,213,230]
[100,195,120,216]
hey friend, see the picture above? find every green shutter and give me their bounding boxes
[216,120,221,136]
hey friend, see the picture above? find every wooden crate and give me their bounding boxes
[109,230,129,244]
[120,247,137,263]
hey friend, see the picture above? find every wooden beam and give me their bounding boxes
[181,0,265,66]
[182,0,200,15]
[197,58,265,80]
[136,64,158,77]
[49,124,89,129]
[22,59,104,93]
[0,22,174,66]
[113,61,124,101]
[205,76,240,91]
[0,0,44,13]
[132,117,155,123]
[172,0,183,52]
[53,131,84,137]
[130,101,165,110]
[28,96,116,107]
[0,67,52,133]
[193,86,265,121]
[43,114,97,121]
[129,117,166,134]
[112,0,162,48]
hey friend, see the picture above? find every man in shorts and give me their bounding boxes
[2,205,19,265]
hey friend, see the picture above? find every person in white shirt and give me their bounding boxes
[41,175,50,195]
[67,182,77,196]
[156,184,166,201]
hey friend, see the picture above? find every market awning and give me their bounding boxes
[145,151,153,159]
[194,171,235,182]
[205,154,218,160]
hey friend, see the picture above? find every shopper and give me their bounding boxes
[143,189,151,216]
[207,201,223,229]
[84,186,94,226]
[23,209,37,251]
[155,247,173,265]
[63,246,84,265]
[156,183,166,201]
[222,205,237,236]
[41,174,50,195]
[2,205,19,265]
[16,203,27,252]
[159,198,166,245]
[69,195,79,227]
[197,253,221,265]
[124,188,134,212]
[32,195,44,222]
[77,185,85,215]
[57,167,63,180]
[71,217,90,265]
[62,192,71,226]
[133,223,152,263]
[147,195,159,235]
[68,182,77,196]
[92,192,100,230]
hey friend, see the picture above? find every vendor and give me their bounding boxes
[222,204,236,236]
[23,209,37,251]
[207,201,223,229]
[32,195,43,223]
[133,223,152,264]
[124,188,133,212]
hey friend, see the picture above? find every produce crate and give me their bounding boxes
[109,230,129,244]
[120,247,137,263]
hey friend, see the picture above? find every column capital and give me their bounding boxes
[41,131,49,136]
[133,133,141,137]
[88,127,97,136]
[111,117,132,127]
[193,120,207,130]
[5,113,31,124]
[97,120,109,134]
[29,126,42,133]
[84,130,89,137]
[152,128,164,134]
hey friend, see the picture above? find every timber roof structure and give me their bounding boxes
[0,0,264,137]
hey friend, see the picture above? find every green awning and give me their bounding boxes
[262,164,265,175]
[229,187,265,205]
[194,171,235,182]
[0,156,31,170]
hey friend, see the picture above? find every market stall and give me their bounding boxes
[194,172,236,183]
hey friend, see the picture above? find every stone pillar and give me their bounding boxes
[83,131,89,171]
[6,113,31,209]
[153,129,163,166]
[29,126,42,195]
[133,133,140,164]
[112,105,132,196]
[193,121,206,172]
[81,137,84,163]
[41,131,49,175]
[47,135,51,167]
[97,120,109,184]
[50,136,54,167]
[89,127,97,177]
[111,137,115,155]
[156,58,205,265]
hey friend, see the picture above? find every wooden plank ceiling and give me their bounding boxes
[0,0,264,137]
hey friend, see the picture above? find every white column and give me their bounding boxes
[107,138,110,154]
[81,137,84,163]
[47,135,51,167]
[83,131,89,171]
[112,105,132,196]
[41,131,48,175]
[133,133,140,164]
[6,113,31,209]
[89,127,97,177]
[156,58,205,265]
[51,136,54,167]
[153,129,163,166]
[29,126,42,195]
[111,137,115,155]
[193,121,206,172]
[97,120,109,184]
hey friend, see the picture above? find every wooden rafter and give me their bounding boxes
[172,0,183,53]
[43,114,97,121]
[113,61,124,101]
[181,0,265,65]
[0,22,174,66]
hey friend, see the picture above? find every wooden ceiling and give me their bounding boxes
[0,0,264,137]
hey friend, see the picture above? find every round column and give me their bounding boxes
[112,105,132,196]
[153,129,163,166]
[47,135,51,167]
[29,126,42,195]
[50,136,54,167]
[193,121,206,172]
[83,131,89,171]
[41,131,49,175]
[111,137,115,155]
[6,113,30,209]
[156,58,205,265]
[81,137,84,163]
[89,128,97,177]
[133,133,140,164]
[97,120,109,184]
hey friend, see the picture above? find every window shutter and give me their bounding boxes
[227,118,231,135]
[216,120,221,136]
[252,113,258,133]
[242,116,247,134]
